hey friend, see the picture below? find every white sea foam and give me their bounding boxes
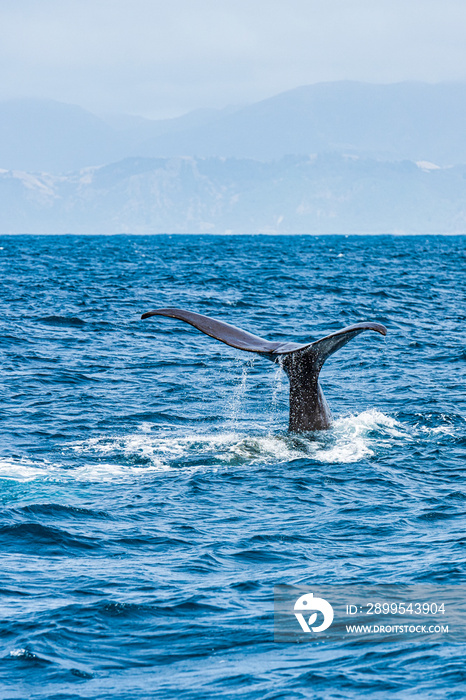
[0,449,169,485]
[0,458,50,482]
[0,410,408,483]
[429,425,456,435]
[79,410,405,468]
[418,423,456,437]
[313,409,409,463]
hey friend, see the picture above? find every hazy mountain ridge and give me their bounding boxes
[133,81,466,164]
[2,82,466,174]
[2,82,466,234]
[1,154,465,234]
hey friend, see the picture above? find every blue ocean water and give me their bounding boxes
[0,234,465,699]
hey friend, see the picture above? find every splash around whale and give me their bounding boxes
[141,307,387,432]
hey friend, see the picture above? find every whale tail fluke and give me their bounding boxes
[141,307,387,432]
[141,307,286,354]
[141,307,386,363]
[296,321,387,370]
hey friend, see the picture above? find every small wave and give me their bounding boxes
[38,315,85,327]
[17,503,110,519]
[0,455,168,484]
[409,412,464,439]
[10,648,28,657]
[0,458,50,482]
[8,647,94,678]
[9,648,51,664]
[0,522,98,554]
[427,425,456,436]
[415,413,465,436]
[315,409,410,463]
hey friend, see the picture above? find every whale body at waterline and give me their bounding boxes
[141,307,387,432]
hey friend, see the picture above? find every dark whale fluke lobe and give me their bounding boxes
[141,307,387,432]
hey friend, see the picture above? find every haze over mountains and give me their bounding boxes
[1,81,466,233]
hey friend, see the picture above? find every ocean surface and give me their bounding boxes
[0,233,465,699]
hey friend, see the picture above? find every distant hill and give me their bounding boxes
[0,99,122,173]
[100,105,241,146]
[2,82,466,173]
[0,99,241,173]
[134,81,466,164]
[1,154,465,234]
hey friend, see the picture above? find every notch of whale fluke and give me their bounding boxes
[141,307,387,432]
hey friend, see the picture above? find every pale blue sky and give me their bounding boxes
[1,0,466,118]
